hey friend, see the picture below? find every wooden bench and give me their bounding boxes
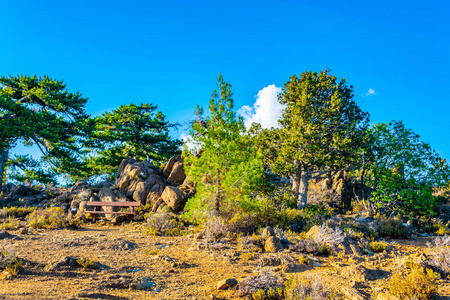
[83,201,141,222]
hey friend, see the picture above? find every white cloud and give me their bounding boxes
[238,84,284,129]
[364,88,377,97]
[180,133,201,153]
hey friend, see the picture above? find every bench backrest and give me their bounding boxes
[86,201,141,207]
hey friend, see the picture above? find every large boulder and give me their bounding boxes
[99,187,118,220]
[146,184,165,208]
[163,157,178,178]
[161,186,186,212]
[167,162,186,186]
[133,181,150,204]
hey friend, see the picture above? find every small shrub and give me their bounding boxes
[76,258,98,269]
[423,222,449,236]
[0,246,22,277]
[0,217,20,230]
[0,207,36,219]
[145,249,158,256]
[284,274,333,300]
[204,216,229,242]
[238,266,284,297]
[298,255,308,265]
[428,235,450,275]
[242,252,256,262]
[144,212,184,236]
[379,218,407,239]
[314,224,345,245]
[389,266,439,300]
[370,241,387,253]
[27,207,81,229]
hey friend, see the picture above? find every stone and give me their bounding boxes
[163,157,178,178]
[265,236,283,253]
[262,226,276,238]
[152,198,164,212]
[118,174,131,190]
[161,186,186,212]
[146,183,165,207]
[343,265,373,282]
[45,256,78,271]
[98,187,118,220]
[17,227,28,235]
[133,181,150,204]
[167,162,186,186]
[217,278,238,290]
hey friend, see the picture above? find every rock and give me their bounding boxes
[133,181,150,204]
[262,226,276,239]
[146,183,165,207]
[265,236,283,253]
[343,265,373,282]
[118,174,131,190]
[161,186,186,212]
[10,184,35,197]
[99,187,118,219]
[305,225,321,240]
[167,162,186,186]
[217,278,238,290]
[45,256,78,271]
[163,157,178,178]
[260,256,282,266]
[17,227,28,235]
[152,198,164,212]
[72,180,91,191]
[132,277,155,290]
[282,262,302,273]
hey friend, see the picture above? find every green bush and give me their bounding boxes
[369,241,387,252]
[379,218,407,239]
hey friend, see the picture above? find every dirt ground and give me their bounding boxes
[1,221,450,300]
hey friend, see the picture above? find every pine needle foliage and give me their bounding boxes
[183,75,264,223]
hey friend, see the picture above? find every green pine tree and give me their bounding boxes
[183,75,264,222]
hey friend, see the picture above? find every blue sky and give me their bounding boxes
[1,0,449,160]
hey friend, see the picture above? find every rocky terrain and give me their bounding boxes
[1,157,450,299]
[0,216,449,300]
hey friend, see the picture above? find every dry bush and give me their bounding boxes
[314,224,345,245]
[27,207,81,229]
[203,215,229,242]
[0,244,22,276]
[145,212,184,236]
[238,265,284,297]
[428,235,450,275]
[284,273,334,300]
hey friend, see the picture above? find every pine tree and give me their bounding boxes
[0,75,89,190]
[183,75,264,222]
[86,103,182,178]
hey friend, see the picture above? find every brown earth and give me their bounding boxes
[1,221,450,300]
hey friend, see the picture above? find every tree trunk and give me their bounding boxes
[0,148,9,194]
[297,168,311,209]
[290,167,302,200]
[213,191,220,216]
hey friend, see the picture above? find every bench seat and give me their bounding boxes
[82,201,141,221]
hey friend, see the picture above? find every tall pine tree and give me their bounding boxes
[183,75,264,222]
